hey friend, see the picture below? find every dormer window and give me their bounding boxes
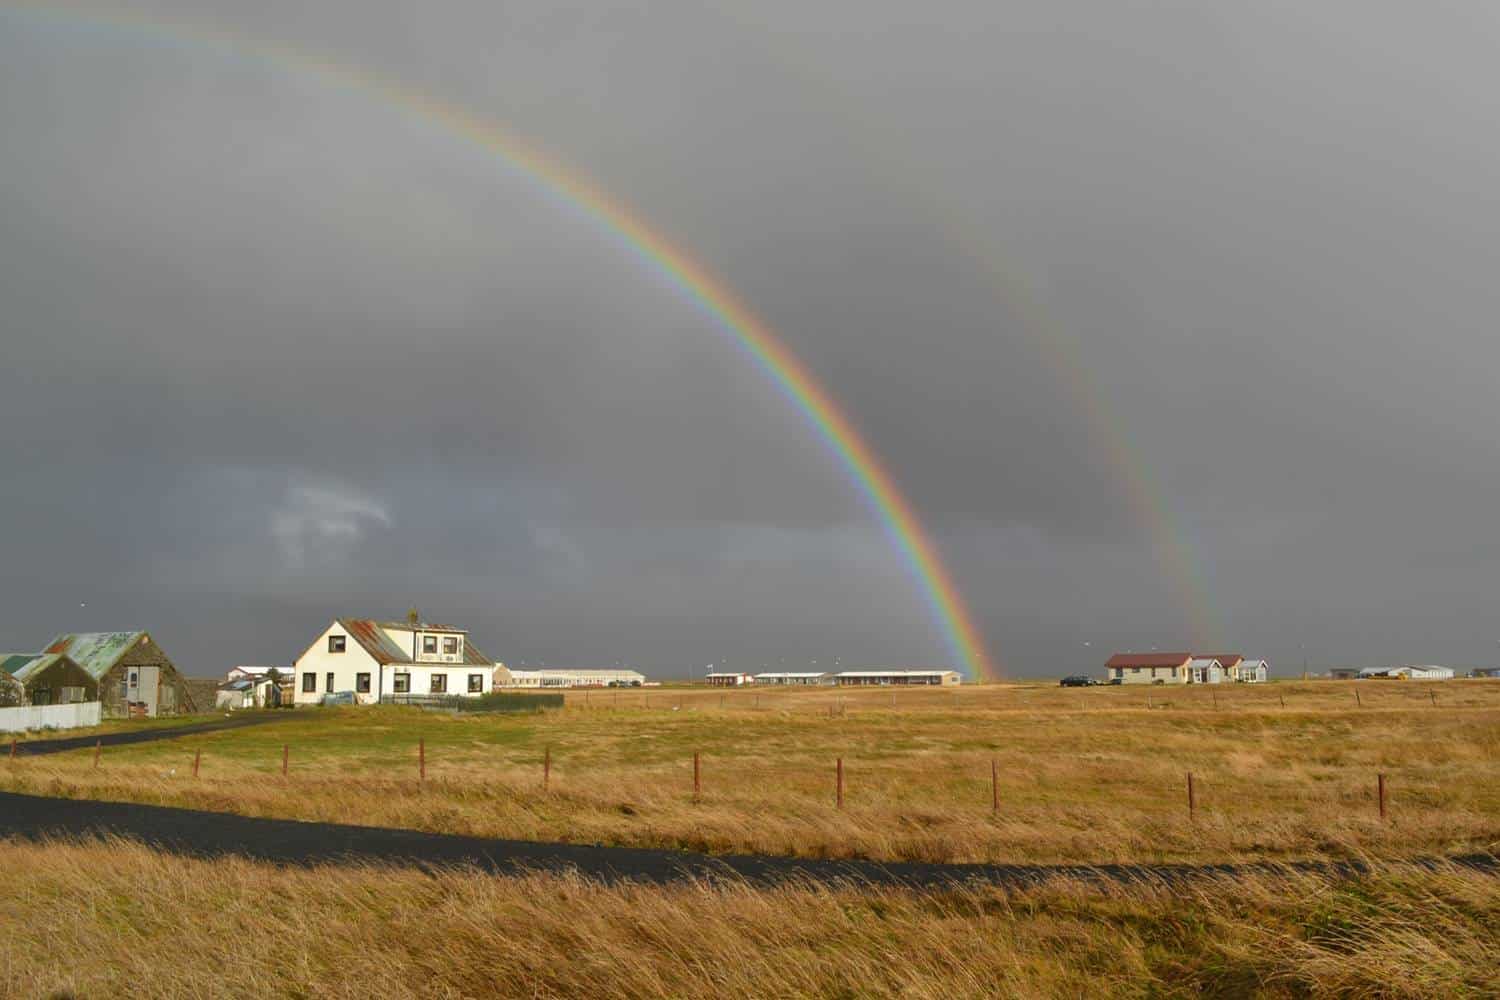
[423,636,437,654]
[443,637,458,655]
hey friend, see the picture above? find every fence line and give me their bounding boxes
[0,701,101,735]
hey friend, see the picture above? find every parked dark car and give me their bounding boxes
[1059,675,1094,687]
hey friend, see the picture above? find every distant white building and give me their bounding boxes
[754,672,832,686]
[499,667,645,688]
[292,619,499,705]
[705,672,755,687]
[1359,665,1454,681]
[833,670,961,687]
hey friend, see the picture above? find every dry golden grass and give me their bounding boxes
[4,681,1498,865]
[0,837,1495,999]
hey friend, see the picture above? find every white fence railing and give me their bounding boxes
[0,701,102,734]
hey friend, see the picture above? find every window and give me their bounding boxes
[356,672,371,694]
[430,674,448,694]
[393,673,410,693]
[444,637,459,655]
[302,673,317,693]
[328,635,346,653]
[468,674,484,693]
[61,686,84,703]
[1131,667,1140,674]
[423,636,438,654]
[325,672,335,693]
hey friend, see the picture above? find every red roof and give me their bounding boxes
[1104,652,1192,669]
[1197,654,1243,668]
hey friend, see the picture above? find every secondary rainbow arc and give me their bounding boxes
[4,3,999,679]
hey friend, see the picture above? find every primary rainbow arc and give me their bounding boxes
[5,3,999,679]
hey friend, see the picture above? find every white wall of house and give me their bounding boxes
[293,622,384,705]
[1112,663,1189,684]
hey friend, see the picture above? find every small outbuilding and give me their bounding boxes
[0,653,98,706]
[45,632,190,718]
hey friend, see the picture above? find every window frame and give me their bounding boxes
[430,673,448,694]
[468,673,484,693]
[325,671,335,693]
[355,672,371,694]
[444,637,459,655]
[328,635,346,654]
[422,636,438,654]
[393,673,410,693]
[302,673,317,693]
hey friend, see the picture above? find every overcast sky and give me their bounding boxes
[4,1,1500,678]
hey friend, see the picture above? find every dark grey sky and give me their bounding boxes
[4,1,1500,677]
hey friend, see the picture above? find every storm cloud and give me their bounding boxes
[4,1,1500,677]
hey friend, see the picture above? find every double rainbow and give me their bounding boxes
[5,3,999,679]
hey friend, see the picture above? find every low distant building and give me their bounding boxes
[1359,665,1454,681]
[705,672,755,687]
[0,653,96,706]
[1105,653,1193,685]
[754,672,832,686]
[833,670,960,686]
[1470,667,1500,679]
[499,667,645,688]
[1329,667,1360,681]
[215,671,287,710]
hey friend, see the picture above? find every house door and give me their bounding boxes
[132,666,160,716]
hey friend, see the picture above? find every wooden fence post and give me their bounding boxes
[1186,772,1196,818]
[1212,690,1218,710]
[1355,688,1362,708]
[193,749,201,778]
[836,757,844,809]
[1378,772,1387,820]
[419,738,425,783]
[94,738,101,768]
[693,752,701,802]
[1429,690,1436,707]
[544,745,551,791]
[8,738,14,760]
[1279,693,1286,709]
[282,744,288,777]
[991,758,999,814]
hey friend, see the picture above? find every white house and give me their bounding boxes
[292,619,499,706]
[1104,653,1193,685]
[1188,658,1224,684]
[1235,659,1269,683]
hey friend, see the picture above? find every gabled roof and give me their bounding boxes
[335,619,493,666]
[1105,652,1192,669]
[1197,654,1243,668]
[373,621,468,633]
[44,632,151,681]
[1189,658,1221,668]
[1,652,86,685]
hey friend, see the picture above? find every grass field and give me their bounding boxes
[0,838,1494,999]
[3,681,1497,866]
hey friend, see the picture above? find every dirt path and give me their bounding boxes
[0,791,1493,889]
[6,712,296,757]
